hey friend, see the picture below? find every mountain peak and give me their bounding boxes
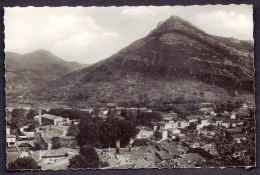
[154,16,205,35]
[22,49,65,63]
[30,49,56,57]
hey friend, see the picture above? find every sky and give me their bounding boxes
[4,5,253,64]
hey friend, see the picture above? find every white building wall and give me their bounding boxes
[165,123,172,129]
[162,131,168,140]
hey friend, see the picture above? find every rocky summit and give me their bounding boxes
[14,16,254,107]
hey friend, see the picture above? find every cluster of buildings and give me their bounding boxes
[82,103,153,118]
[6,108,80,169]
[6,101,255,169]
[136,102,252,141]
[130,102,254,168]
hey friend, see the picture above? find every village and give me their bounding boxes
[6,100,255,169]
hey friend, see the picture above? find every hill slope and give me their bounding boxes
[5,50,89,95]
[18,16,254,107]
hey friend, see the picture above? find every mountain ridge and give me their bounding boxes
[9,16,254,107]
[5,50,90,95]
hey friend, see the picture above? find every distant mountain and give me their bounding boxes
[18,16,254,107]
[5,50,89,95]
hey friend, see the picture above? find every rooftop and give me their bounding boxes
[137,126,153,131]
[157,151,173,160]
[163,118,174,121]
[41,114,63,120]
[226,128,242,134]
[173,153,206,167]
[186,115,200,120]
[37,125,67,138]
[6,134,16,138]
[80,108,93,112]
[107,103,116,107]
[232,134,248,138]
[168,112,177,115]
[157,129,166,133]
[157,121,168,125]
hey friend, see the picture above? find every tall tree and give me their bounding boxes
[67,124,80,137]
[11,108,28,129]
[120,108,125,117]
[78,123,100,147]
[68,146,108,169]
[26,109,37,120]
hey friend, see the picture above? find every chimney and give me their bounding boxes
[39,106,42,125]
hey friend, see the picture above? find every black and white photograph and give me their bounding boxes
[4,5,255,170]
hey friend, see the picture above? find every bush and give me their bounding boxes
[133,139,149,147]
[8,157,41,170]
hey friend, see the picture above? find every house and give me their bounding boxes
[6,107,14,112]
[196,123,204,130]
[218,113,231,118]
[201,103,213,108]
[215,118,223,126]
[157,121,172,130]
[230,119,240,127]
[98,110,109,117]
[59,136,78,148]
[221,119,231,128]
[155,151,173,161]
[247,102,254,109]
[162,114,173,119]
[156,130,168,140]
[199,108,213,113]
[116,107,123,115]
[139,107,148,113]
[34,125,69,149]
[136,126,154,139]
[210,111,217,116]
[186,115,200,123]
[125,107,139,115]
[6,111,12,125]
[232,134,248,143]
[178,133,188,140]
[166,128,180,136]
[163,118,179,129]
[169,153,206,168]
[163,117,173,122]
[242,103,248,109]
[221,118,240,128]
[231,111,236,119]
[198,116,209,128]
[168,112,178,118]
[6,134,16,147]
[56,118,71,126]
[226,128,242,134]
[20,126,35,139]
[146,109,153,113]
[40,114,64,126]
[200,103,214,114]
[172,120,179,129]
[107,103,116,115]
[130,107,138,115]
[179,120,189,128]
[72,119,81,125]
[80,108,94,114]
[151,122,159,133]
